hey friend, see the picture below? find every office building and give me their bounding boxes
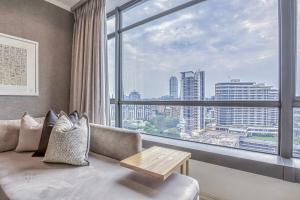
[180,70,205,135]
[215,79,278,127]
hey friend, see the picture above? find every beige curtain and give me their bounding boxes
[70,0,110,125]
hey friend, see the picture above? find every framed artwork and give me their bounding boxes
[0,33,38,96]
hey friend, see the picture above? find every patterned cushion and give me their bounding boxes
[43,112,90,166]
[15,114,43,152]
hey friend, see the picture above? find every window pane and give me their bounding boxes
[110,104,116,127]
[294,108,300,157]
[122,0,190,27]
[108,38,115,98]
[122,0,279,101]
[107,15,115,35]
[122,105,279,154]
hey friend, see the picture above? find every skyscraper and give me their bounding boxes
[215,79,278,127]
[169,76,178,99]
[180,70,205,135]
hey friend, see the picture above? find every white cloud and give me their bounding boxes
[120,0,279,98]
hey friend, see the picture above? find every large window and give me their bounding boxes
[122,0,279,101]
[107,0,298,157]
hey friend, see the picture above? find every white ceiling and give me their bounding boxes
[44,0,131,12]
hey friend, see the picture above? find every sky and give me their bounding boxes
[108,0,280,99]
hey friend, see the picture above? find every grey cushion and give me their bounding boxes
[43,113,90,166]
[0,151,199,200]
[90,124,142,161]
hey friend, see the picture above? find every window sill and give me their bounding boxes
[141,134,300,183]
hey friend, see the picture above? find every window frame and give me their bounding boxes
[107,0,297,160]
[293,1,300,158]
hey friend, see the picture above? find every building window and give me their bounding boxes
[107,0,299,157]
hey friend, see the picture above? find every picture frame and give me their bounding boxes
[0,33,39,96]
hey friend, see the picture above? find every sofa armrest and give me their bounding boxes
[90,124,142,161]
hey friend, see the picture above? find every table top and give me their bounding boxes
[120,146,191,181]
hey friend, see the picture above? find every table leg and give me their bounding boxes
[180,164,184,174]
[186,160,189,176]
[180,162,186,175]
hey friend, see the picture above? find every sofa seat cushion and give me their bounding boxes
[0,151,199,200]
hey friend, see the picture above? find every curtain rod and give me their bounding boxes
[71,0,89,12]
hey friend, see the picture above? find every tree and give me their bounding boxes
[145,114,180,135]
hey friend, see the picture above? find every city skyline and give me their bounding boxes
[122,71,279,130]
[117,70,280,154]
[122,73,278,101]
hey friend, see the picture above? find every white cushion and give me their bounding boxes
[15,114,43,152]
[0,119,20,153]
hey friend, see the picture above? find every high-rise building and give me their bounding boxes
[215,79,278,127]
[169,76,178,99]
[180,70,205,135]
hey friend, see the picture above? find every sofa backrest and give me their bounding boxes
[90,124,142,161]
[0,118,44,153]
[0,119,142,160]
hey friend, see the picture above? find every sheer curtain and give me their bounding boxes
[70,0,110,125]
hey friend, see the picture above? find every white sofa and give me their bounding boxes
[0,121,199,200]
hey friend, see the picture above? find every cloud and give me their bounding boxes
[116,0,279,98]
[122,0,191,26]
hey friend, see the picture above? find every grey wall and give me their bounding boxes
[190,159,300,200]
[0,0,74,119]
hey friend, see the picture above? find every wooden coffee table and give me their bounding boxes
[120,146,191,181]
